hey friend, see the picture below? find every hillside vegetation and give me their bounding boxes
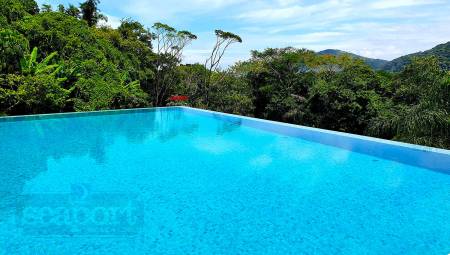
[383,42,450,72]
[0,0,449,149]
[318,49,389,70]
[319,43,450,72]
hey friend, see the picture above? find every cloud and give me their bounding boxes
[112,0,247,22]
[236,0,345,22]
[370,0,444,9]
[99,14,122,28]
[36,0,450,65]
[237,5,305,21]
[231,0,450,61]
[289,32,346,44]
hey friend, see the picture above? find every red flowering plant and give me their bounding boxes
[167,95,190,106]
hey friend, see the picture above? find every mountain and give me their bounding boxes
[318,49,389,70]
[382,42,450,72]
[318,42,450,72]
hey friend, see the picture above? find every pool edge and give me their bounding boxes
[1,106,448,172]
[178,106,450,173]
[0,107,180,122]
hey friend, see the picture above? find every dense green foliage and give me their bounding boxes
[318,49,389,70]
[0,0,38,23]
[320,44,450,72]
[383,42,450,72]
[1,2,150,114]
[0,0,449,149]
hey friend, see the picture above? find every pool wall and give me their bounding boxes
[0,107,172,123]
[0,106,449,173]
[179,107,450,174]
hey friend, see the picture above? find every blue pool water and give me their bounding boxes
[0,107,449,254]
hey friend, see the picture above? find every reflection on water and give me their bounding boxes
[212,113,242,135]
[0,109,198,211]
[1,109,450,254]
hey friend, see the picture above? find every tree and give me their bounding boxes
[244,48,317,120]
[41,4,52,13]
[151,22,197,106]
[13,10,149,112]
[15,11,93,57]
[205,63,254,115]
[202,30,242,106]
[0,29,29,74]
[20,0,39,14]
[112,19,154,98]
[1,74,70,114]
[80,0,106,27]
[0,0,39,22]
[118,18,151,44]
[65,4,80,18]
[57,4,65,13]
[20,47,62,76]
[305,55,383,133]
[368,57,450,148]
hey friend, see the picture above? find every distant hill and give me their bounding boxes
[318,42,450,72]
[382,42,450,72]
[318,49,389,70]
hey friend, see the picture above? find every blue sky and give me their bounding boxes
[37,0,450,66]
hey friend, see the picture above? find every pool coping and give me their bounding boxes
[1,106,449,173]
[0,107,171,122]
[178,106,450,155]
[178,107,450,173]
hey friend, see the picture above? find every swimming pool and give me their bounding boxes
[1,107,449,254]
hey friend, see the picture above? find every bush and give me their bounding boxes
[0,29,29,74]
[0,0,38,23]
[0,74,69,114]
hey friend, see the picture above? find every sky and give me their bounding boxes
[37,0,450,67]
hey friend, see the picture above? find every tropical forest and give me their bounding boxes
[1,0,449,149]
